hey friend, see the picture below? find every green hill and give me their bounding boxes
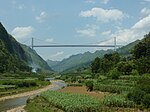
[47,41,140,73]
[0,22,52,73]
[21,44,52,72]
[47,50,114,72]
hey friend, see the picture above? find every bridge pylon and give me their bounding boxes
[114,37,117,51]
[31,37,34,49]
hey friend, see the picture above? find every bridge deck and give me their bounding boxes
[32,44,121,48]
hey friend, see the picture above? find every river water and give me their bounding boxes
[0,81,67,112]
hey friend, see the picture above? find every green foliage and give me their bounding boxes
[91,52,120,75]
[91,57,100,73]
[127,75,150,107]
[25,96,60,112]
[108,68,121,79]
[131,69,139,76]
[0,79,50,95]
[133,33,150,74]
[137,75,150,94]
[133,32,150,59]
[41,91,101,112]
[85,80,94,91]
[103,94,136,108]
[38,75,45,81]
[127,89,145,105]
[94,83,133,94]
[117,61,136,75]
[135,57,150,74]
[142,94,150,108]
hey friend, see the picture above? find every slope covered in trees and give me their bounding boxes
[0,22,52,73]
[91,32,150,77]
[0,23,31,73]
[21,44,52,72]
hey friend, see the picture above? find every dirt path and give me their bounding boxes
[58,86,109,100]
[0,84,54,101]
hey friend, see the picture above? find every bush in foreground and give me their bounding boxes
[85,80,93,91]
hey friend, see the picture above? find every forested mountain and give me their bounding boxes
[0,22,30,73]
[0,22,52,73]
[47,50,114,72]
[46,60,60,68]
[47,40,140,73]
[21,44,52,71]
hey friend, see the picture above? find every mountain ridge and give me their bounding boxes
[47,40,140,73]
[0,22,52,73]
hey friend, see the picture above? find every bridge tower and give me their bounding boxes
[31,37,34,49]
[114,37,116,51]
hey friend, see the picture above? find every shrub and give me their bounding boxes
[142,94,150,108]
[131,69,139,76]
[109,68,121,79]
[85,80,93,92]
[137,76,150,94]
[127,89,145,105]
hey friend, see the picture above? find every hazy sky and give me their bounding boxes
[0,0,150,61]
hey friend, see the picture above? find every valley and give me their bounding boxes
[0,1,150,111]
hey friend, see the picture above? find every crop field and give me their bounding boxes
[103,94,136,108]
[41,91,102,112]
[93,77,137,94]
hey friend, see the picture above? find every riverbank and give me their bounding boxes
[6,105,25,112]
[0,80,62,102]
[1,80,64,112]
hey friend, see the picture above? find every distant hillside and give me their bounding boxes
[21,44,52,71]
[47,40,140,73]
[0,22,52,73]
[47,60,60,68]
[117,40,140,55]
[47,50,114,72]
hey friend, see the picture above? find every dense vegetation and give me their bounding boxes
[0,38,31,73]
[0,78,50,97]
[90,32,150,108]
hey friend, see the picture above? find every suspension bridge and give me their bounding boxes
[23,37,126,51]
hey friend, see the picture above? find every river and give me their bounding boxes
[0,80,67,112]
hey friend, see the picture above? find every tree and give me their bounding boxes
[133,32,150,59]
[91,57,100,73]
[117,61,136,75]
[133,32,150,74]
